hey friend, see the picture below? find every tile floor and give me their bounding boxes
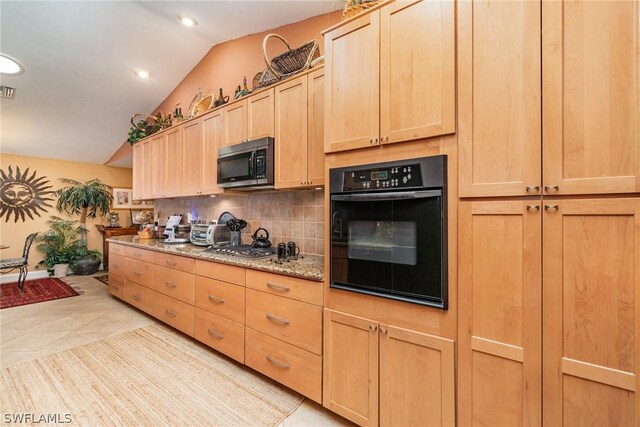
[0,274,351,427]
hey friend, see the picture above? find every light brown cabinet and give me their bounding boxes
[458,200,542,426]
[323,0,455,153]
[181,118,203,196]
[275,69,325,189]
[223,89,274,147]
[543,198,640,425]
[323,309,455,426]
[132,142,144,200]
[458,0,541,197]
[149,133,166,198]
[201,110,224,194]
[164,127,182,197]
[460,0,640,197]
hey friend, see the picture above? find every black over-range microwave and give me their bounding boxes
[329,155,448,309]
[217,137,274,190]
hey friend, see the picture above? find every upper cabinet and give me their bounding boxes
[223,89,274,147]
[132,142,144,200]
[181,118,204,196]
[542,0,640,196]
[275,69,325,189]
[201,110,224,194]
[458,0,542,197]
[461,0,640,197]
[323,0,455,153]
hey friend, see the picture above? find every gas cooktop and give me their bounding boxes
[205,245,276,259]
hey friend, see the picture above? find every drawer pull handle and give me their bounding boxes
[133,269,142,276]
[544,204,559,211]
[165,281,177,288]
[166,260,178,266]
[266,313,290,325]
[132,293,141,301]
[526,205,540,212]
[266,282,290,292]
[266,355,290,369]
[207,328,224,339]
[525,185,540,192]
[165,309,177,317]
[208,294,224,303]
[544,185,559,192]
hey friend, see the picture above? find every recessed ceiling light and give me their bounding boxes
[0,54,24,75]
[134,68,150,79]
[178,15,197,27]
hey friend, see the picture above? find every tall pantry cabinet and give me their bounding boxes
[458,0,640,426]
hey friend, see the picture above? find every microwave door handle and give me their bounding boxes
[330,190,442,202]
[248,152,255,176]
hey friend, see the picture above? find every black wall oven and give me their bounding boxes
[329,155,448,309]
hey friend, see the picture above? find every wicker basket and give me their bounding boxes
[254,68,279,89]
[342,0,385,19]
[137,230,154,239]
[130,113,164,134]
[262,34,320,80]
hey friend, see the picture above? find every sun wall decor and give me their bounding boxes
[0,166,55,222]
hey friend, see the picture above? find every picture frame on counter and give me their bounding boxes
[130,209,154,225]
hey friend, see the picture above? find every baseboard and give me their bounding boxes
[0,270,50,284]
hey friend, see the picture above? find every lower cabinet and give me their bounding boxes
[153,292,195,336]
[323,309,455,427]
[194,308,245,363]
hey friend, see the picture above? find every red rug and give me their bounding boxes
[1,278,79,309]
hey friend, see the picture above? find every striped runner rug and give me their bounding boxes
[1,324,303,426]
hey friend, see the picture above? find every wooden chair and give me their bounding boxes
[0,233,38,292]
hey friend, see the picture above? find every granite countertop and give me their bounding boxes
[107,236,325,282]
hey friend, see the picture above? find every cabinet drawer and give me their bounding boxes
[195,260,245,286]
[124,258,154,288]
[194,276,245,324]
[124,281,154,314]
[194,308,244,363]
[153,265,195,304]
[125,246,154,263]
[108,274,124,299]
[153,252,195,273]
[109,243,125,257]
[246,289,322,355]
[246,270,323,306]
[109,253,126,277]
[153,292,195,336]
[245,328,322,403]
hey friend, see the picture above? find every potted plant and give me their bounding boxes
[36,216,83,278]
[54,178,113,275]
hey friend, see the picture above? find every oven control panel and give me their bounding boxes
[343,164,423,191]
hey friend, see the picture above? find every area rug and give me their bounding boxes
[0,277,79,309]
[1,324,303,426]
[93,274,109,285]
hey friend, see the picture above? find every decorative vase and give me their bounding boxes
[53,263,70,278]
[73,255,101,275]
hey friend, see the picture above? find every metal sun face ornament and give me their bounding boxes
[0,166,55,222]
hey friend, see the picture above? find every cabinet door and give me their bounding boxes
[150,133,166,198]
[544,199,640,426]
[181,118,203,196]
[458,201,542,426]
[458,0,541,197]
[164,126,182,197]
[247,88,274,140]
[307,69,325,186]
[323,309,379,426]
[202,110,223,194]
[275,76,308,189]
[132,142,143,200]
[324,11,380,153]
[380,325,455,427]
[141,139,153,199]
[379,0,455,145]
[223,99,247,147]
[543,1,640,195]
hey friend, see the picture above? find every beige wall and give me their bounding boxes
[0,154,133,272]
[154,11,340,116]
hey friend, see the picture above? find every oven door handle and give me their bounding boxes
[248,152,255,177]
[330,190,442,202]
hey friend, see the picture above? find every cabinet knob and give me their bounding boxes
[370,138,374,144]
[544,185,559,192]
[374,138,379,144]
[526,205,540,212]
[525,186,540,192]
[544,204,559,211]
[369,324,378,332]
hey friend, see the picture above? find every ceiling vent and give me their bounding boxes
[0,85,16,99]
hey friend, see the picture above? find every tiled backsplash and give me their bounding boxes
[153,189,325,256]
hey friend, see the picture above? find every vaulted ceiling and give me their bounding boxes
[0,1,340,166]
